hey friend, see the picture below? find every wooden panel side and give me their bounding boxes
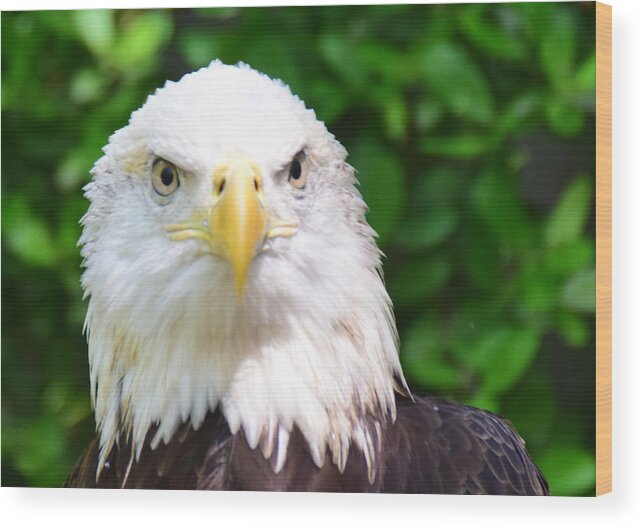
[595,1,612,497]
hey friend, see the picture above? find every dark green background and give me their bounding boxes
[1,3,597,495]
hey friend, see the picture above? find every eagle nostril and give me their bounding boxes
[216,178,226,195]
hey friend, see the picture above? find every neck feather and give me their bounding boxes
[86,264,406,481]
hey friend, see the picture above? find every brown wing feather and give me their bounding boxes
[383,395,549,495]
[65,395,548,495]
[64,413,231,489]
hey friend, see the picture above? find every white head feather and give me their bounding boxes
[80,61,407,479]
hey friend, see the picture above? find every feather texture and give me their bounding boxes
[65,394,548,494]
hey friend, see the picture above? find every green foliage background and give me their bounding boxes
[2,4,597,495]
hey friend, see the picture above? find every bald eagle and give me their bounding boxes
[65,62,548,494]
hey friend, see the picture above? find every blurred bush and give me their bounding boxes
[1,4,597,495]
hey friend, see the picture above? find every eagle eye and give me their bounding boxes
[152,159,180,197]
[288,151,307,190]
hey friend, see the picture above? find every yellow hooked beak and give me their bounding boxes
[166,157,297,298]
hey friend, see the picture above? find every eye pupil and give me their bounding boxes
[289,160,302,181]
[152,160,180,199]
[160,166,175,186]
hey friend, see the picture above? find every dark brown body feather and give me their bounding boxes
[65,394,548,494]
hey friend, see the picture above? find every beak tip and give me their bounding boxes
[234,284,245,300]
[233,269,249,300]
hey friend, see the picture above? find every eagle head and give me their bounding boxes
[80,61,406,478]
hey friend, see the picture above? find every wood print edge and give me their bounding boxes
[595,0,612,497]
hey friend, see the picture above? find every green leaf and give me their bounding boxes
[421,134,490,159]
[494,92,543,141]
[458,4,526,61]
[501,368,555,446]
[241,36,304,98]
[515,2,555,42]
[468,388,499,414]
[305,78,348,124]
[537,447,595,496]
[544,239,594,276]
[472,167,536,251]
[69,68,105,105]
[415,100,443,132]
[382,94,407,141]
[422,42,494,124]
[540,9,576,95]
[387,257,451,305]
[545,176,593,247]
[519,262,561,315]
[2,197,59,267]
[546,100,585,137]
[490,328,541,392]
[194,7,240,20]
[459,224,502,290]
[401,319,462,390]
[416,166,464,206]
[56,150,92,191]
[396,209,457,249]
[43,381,92,427]
[557,311,590,348]
[561,268,596,313]
[111,11,172,71]
[73,10,114,57]
[318,33,364,90]
[180,31,221,69]
[5,416,69,487]
[395,167,461,249]
[348,136,405,243]
[449,301,503,356]
[471,328,542,395]
[355,42,411,86]
[575,52,596,95]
